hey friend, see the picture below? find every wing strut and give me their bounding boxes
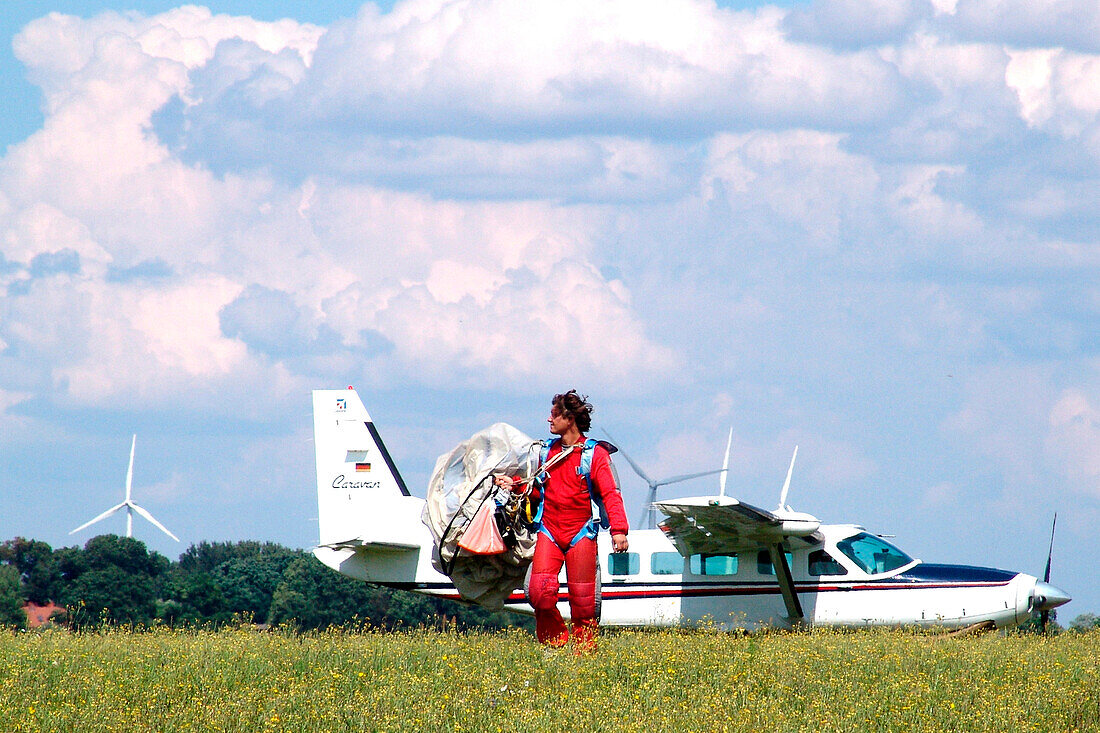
[769,543,804,626]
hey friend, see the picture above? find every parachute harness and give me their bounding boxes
[498,444,576,528]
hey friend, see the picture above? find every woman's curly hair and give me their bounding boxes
[552,389,594,433]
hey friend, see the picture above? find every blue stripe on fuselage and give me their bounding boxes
[888,563,1017,584]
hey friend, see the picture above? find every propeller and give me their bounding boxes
[603,428,727,530]
[1028,512,1070,632]
[70,435,180,542]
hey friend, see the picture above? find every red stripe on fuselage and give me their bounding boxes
[426,580,1013,605]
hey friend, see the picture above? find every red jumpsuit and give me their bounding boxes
[525,439,629,652]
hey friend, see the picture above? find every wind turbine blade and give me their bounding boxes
[129,502,180,542]
[653,468,725,487]
[69,502,127,535]
[601,428,655,486]
[778,445,798,510]
[125,435,136,501]
[719,427,732,498]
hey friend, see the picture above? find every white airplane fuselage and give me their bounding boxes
[311,388,1069,631]
[312,493,1061,631]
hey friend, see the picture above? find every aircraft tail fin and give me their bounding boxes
[312,388,418,547]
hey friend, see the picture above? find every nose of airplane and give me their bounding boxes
[1032,581,1072,612]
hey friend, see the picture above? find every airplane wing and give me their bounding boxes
[654,495,822,555]
[654,495,824,624]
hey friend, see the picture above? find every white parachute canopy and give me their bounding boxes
[422,423,542,610]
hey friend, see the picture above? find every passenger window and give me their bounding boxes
[808,549,846,576]
[757,550,794,576]
[689,554,738,576]
[650,552,683,575]
[608,552,639,576]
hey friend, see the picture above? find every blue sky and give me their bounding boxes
[1,0,1098,621]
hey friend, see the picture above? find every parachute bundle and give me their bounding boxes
[422,423,541,609]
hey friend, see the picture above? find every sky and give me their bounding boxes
[1,0,1097,621]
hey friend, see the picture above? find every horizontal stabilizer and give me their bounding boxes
[319,537,420,553]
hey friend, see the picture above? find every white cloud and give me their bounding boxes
[1,7,678,410]
[163,0,905,173]
[784,0,933,48]
[942,366,1100,505]
[949,0,1100,52]
[1048,387,1100,498]
[703,130,881,251]
[1006,48,1100,147]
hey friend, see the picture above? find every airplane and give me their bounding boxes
[70,434,180,542]
[311,387,1071,631]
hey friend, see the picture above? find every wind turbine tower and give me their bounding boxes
[70,435,180,542]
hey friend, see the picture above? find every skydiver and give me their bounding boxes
[495,390,629,653]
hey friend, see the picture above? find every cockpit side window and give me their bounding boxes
[808,548,846,576]
[835,533,912,574]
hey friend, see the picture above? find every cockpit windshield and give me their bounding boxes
[835,533,913,575]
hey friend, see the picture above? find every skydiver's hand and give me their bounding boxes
[494,475,517,491]
[611,533,629,553]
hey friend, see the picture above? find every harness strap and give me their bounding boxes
[537,518,599,553]
[533,437,609,548]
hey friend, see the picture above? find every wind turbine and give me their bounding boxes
[69,435,180,542]
[604,428,730,530]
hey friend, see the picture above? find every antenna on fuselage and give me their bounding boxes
[718,427,732,499]
[777,445,798,511]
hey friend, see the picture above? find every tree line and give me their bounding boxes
[0,535,531,631]
[2,535,1095,633]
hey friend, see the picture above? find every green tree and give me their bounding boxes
[59,535,168,628]
[216,550,298,623]
[0,538,60,604]
[268,556,379,629]
[162,541,300,625]
[1070,613,1099,632]
[0,565,26,629]
[178,541,293,575]
[178,572,230,623]
[268,556,532,631]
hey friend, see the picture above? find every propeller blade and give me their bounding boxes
[1043,513,1057,584]
[128,502,180,542]
[653,468,726,487]
[601,428,655,486]
[69,502,127,535]
[1040,512,1057,632]
[719,427,732,498]
[125,434,136,501]
[778,445,798,510]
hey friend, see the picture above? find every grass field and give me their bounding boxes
[1,625,1098,732]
